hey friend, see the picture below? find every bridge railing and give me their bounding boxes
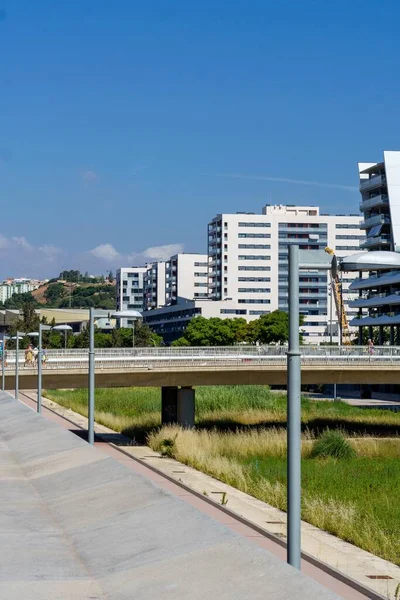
[2,345,400,370]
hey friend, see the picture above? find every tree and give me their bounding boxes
[108,270,114,283]
[4,292,38,309]
[173,316,248,347]
[247,310,304,345]
[44,283,65,305]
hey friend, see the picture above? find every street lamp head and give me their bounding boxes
[109,310,142,320]
[339,251,400,272]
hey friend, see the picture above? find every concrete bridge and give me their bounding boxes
[3,345,400,389]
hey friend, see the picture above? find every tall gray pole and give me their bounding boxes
[15,333,20,401]
[287,245,301,570]
[1,336,5,392]
[132,320,135,348]
[37,325,43,414]
[88,308,95,445]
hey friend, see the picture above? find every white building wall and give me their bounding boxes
[208,205,363,344]
[116,267,146,327]
[165,254,208,305]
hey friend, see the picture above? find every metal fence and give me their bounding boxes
[3,345,400,371]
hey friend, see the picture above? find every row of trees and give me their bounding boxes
[6,302,162,349]
[172,311,304,346]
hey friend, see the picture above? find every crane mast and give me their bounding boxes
[325,247,351,345]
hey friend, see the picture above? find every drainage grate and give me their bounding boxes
[366,575,393,580]
[266,521,284,525]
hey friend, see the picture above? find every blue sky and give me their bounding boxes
[1,0,400,277]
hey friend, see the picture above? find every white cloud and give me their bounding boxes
[82,169,97,182]
[90,243,120,261]
[217,173,357,192]
[12,236,32,250]
[39,245,62,260]
[0,234,10,249]
[135,243,184,261]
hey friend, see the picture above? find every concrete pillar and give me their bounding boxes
[397,326,400,346]
[390,326,395,346]
[161,386,178,425]
[368,326,373,341]
[177,387,195,428]
[378,326,384,346]
[358,326,363,346]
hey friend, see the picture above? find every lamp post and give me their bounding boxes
[28,325,52,413]
[1,334,9,392]
[52,324,73,348]
[86,309,142,445]
[11,332,25,401]
[286,248,400,571]
[109,310,142,348]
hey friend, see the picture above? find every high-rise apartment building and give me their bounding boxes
[350,151,400,344]
[208,205,364,343]
[144,262,166,310]
[164,253,208,305]
[116,267,146,326]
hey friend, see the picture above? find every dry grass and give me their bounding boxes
[148,426,400,565]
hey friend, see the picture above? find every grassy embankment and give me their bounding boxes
[45,386,400,565]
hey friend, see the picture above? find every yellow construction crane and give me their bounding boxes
[325,247,352,345]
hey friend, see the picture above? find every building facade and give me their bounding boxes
[116,267,146,326]
[144,262,166,310]
[350,151,400,344]
[164,253,208,305]
[0,279,39,304]
[208,205,364,343]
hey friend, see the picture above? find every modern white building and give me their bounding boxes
[208,205,364,343]
[144,262,166,310]
[116,267,146,326]
[350,151,400,344]
[0,279,39,304]
[165,253,208,305]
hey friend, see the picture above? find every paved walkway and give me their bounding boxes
[0,392,339,600]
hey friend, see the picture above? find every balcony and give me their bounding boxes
[361,213,391,230]
[360,234,391,249]
[359,194,389,212]
[359,174,386,192]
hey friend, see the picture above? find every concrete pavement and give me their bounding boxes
[0,391,340,599]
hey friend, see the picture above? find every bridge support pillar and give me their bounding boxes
[177,387,195,428]
[397,326,400,345]
[161,386,195,427]
[390,326,395,346]
[358,326,363,345]
[378,326,384,346]
[161,386,178,425]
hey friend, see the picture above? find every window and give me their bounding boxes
[238,244,271,249]
[336,235,364,240]
[194,272,207,277]
[238,266,271,271]
[127,273,140,278]
[238,277,270,282]
[238,222,271,228]
[123,296,130,301]
[335,223,361,229]
[238,255,270,260]
[336,245,360,250]
[249,310,269,315]
[194,282,208,287]
[238,233,271,239]
[220,309,247,315]
[238,288,271,293]
[238,299,270,304]
[194,262,208,267]
[194,292,208,297]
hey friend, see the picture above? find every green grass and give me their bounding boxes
[44,385,400,441]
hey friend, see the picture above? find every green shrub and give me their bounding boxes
[311,430,355,460]
[159,437,177,458]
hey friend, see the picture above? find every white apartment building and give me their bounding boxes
[350,151,400,344]
[208,205,364,343]
[164,253,208,305]
[144,262,166,310]
[0,279,39,304]
[116,267,146,326]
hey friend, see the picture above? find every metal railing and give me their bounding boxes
[3,345,400,371]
